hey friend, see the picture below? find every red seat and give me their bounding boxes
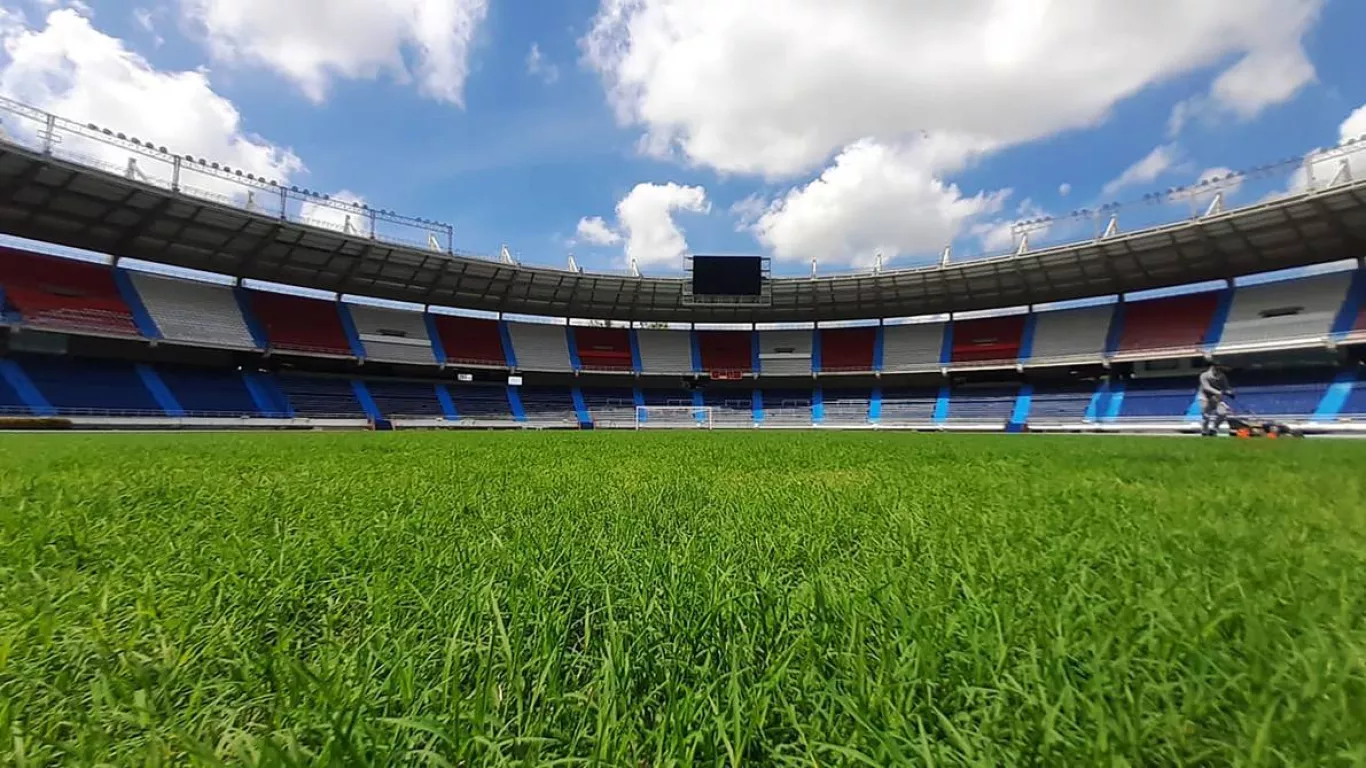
[575,327,633,371]
[820,327,876,372]
[248,290,351,355]
[952,316,1025,364]
[433,316,507,366]
[1118,292,1219,354]
[0,248,139,336]
[698,331,752,374]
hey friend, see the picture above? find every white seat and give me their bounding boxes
[757,330,813,376]
[348,304,435,365]
[507,322,573,371]
[1029,305,1114,364]
[130,272,256,348]
[1218,273,1352,351]
[636,329,694,373]
[882,323,945,372]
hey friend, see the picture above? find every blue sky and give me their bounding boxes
[2,0,1365,278]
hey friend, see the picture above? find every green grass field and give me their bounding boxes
[2,432,1365,766]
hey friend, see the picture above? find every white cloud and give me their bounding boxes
[179,0,489,104]
[300,190,371,236]
[1058,183,1072,198]
[526,42,559,85]
[577,183,709,269]
[969,198,1051,256]
[583,0,1325,180]
[750,138,1007,268]
[1101,144,1180,198]
[1341,104,1366,143]
[616,182,709,269]
[575,215,621,245]
[0,7,302,198]
[1286,102,1366,194]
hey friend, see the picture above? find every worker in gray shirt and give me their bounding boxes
[1198,362,1234,437]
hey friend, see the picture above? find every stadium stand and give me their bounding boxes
[1225,369,1335,419]
[446,385,515,423]
[757,330,813,376]
[582,387,637,427]
[130,272,257,349]
[518,386,578,424]
[952,316,1026,366]
[348,305,436,365]
[1341,378,1366,418]
[574,327,634,371]
[365,380,446,418]
[1027,381,1099,425]
[1117,376,1199,421]
[881,323,946,372]
[17,355,161,415]
[821,389,872,425]
[945,385,1018,424]
[703,389,755,426]
[248,291,353,356]
[698,331,753,375]
[506,322,573,371]
[762,388,813,425]
[1028,306,1113,364]
[636,329,694,373]
[432,316,507,367]
[1114,292,1220,358]
[157,365,260,416]
[1217,273,1352,352]
[276,375,365,417]
[819,328,877,372]
[879,386,940,425]
[0,371,27,413]
[0,249,140,337]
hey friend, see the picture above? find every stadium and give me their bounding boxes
[4,84,1366,765]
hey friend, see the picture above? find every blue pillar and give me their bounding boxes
[113,269,162,339]
[812,387,824,424]
[135,364,184,416]
[0,358,55,415]
[424,313,447,365]
[571,386,590,425]
[1103,301,1126,357]
[752,388,764,425]
[628,328,643,373]
[1084,380,1110,422]
[869,387,883,424]
[242,371,292,417]
[1018,313,1039,363]
[565,326,583,372]
[435,384,458,419]
[506,385,526,422]
[338,303,366,359]
[1313,369,1359,421]
[939,321,955,366]
[690,330,703,373]
[233,287,269,349]
[873,324,885,373]
[1007,383,1033,432]
[351,380,382,420]
[933,382,951,424]
[1203,287,1236,351]
[1104,379,1126,422]
[811,328,823,374]
[1329,270,1365,341]
[632,387,645,408]
[751,330,762,375]
[499,320,519,368]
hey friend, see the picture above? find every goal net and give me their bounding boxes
[635,405,713,429]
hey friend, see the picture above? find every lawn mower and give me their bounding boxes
[1224,397,1304,439]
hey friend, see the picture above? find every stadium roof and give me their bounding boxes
[2,140,1366,323]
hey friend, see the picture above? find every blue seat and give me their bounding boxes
[1228,369,1334,418]
[1029,381,1097,422]
[1119,377,1197,420]
[18,355,161,415]
[366,380,443,417]
[947,386,1018,422]
[447,385,512,418]
[158,366,260,416]
[277,375,364,417]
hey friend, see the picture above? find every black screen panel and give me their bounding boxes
[691,256,763,296]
